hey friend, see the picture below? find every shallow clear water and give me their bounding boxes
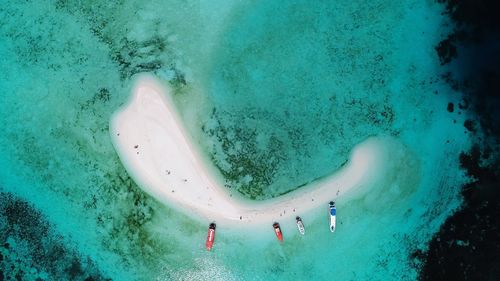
[0,1,474,280]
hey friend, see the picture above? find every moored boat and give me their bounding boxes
[296,216,305,235]
[206,222,216,250]
[273,222,283,241]
[329,201,336,233]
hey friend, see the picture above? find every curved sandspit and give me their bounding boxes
[110,75,404,230]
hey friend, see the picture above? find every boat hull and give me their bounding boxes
[273,222,283,241]
[296,217,305,235]
[206,223,216,250]
[329,202,336,233]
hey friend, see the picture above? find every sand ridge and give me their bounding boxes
[110,75,394,230]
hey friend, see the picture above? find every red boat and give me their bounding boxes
[206,223,216,250]
[273,222,283,242]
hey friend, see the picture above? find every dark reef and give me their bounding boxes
[201,109,282,199]
[54,0,188,85]
[0,192,110,281]
[418,0,500,280]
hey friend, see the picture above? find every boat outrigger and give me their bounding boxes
[206,222,216,250]
[296,216,305,235]
[273,222,283,241]
[329,201,336,233]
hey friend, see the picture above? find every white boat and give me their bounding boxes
[296,216,305,235]
[329,201,336,233]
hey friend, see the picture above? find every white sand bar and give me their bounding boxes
[110,75,396,229]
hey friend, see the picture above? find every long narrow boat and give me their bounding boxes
[296,216,305,235]
[206,222,216,250]
[273,222,283,241]
[329,201,336,233]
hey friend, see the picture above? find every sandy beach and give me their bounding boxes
[110,75,395,230]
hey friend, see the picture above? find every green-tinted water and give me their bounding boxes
[203,0,406,199]
[0,1,472,280]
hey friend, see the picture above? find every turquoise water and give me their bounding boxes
[0,1,473,280]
